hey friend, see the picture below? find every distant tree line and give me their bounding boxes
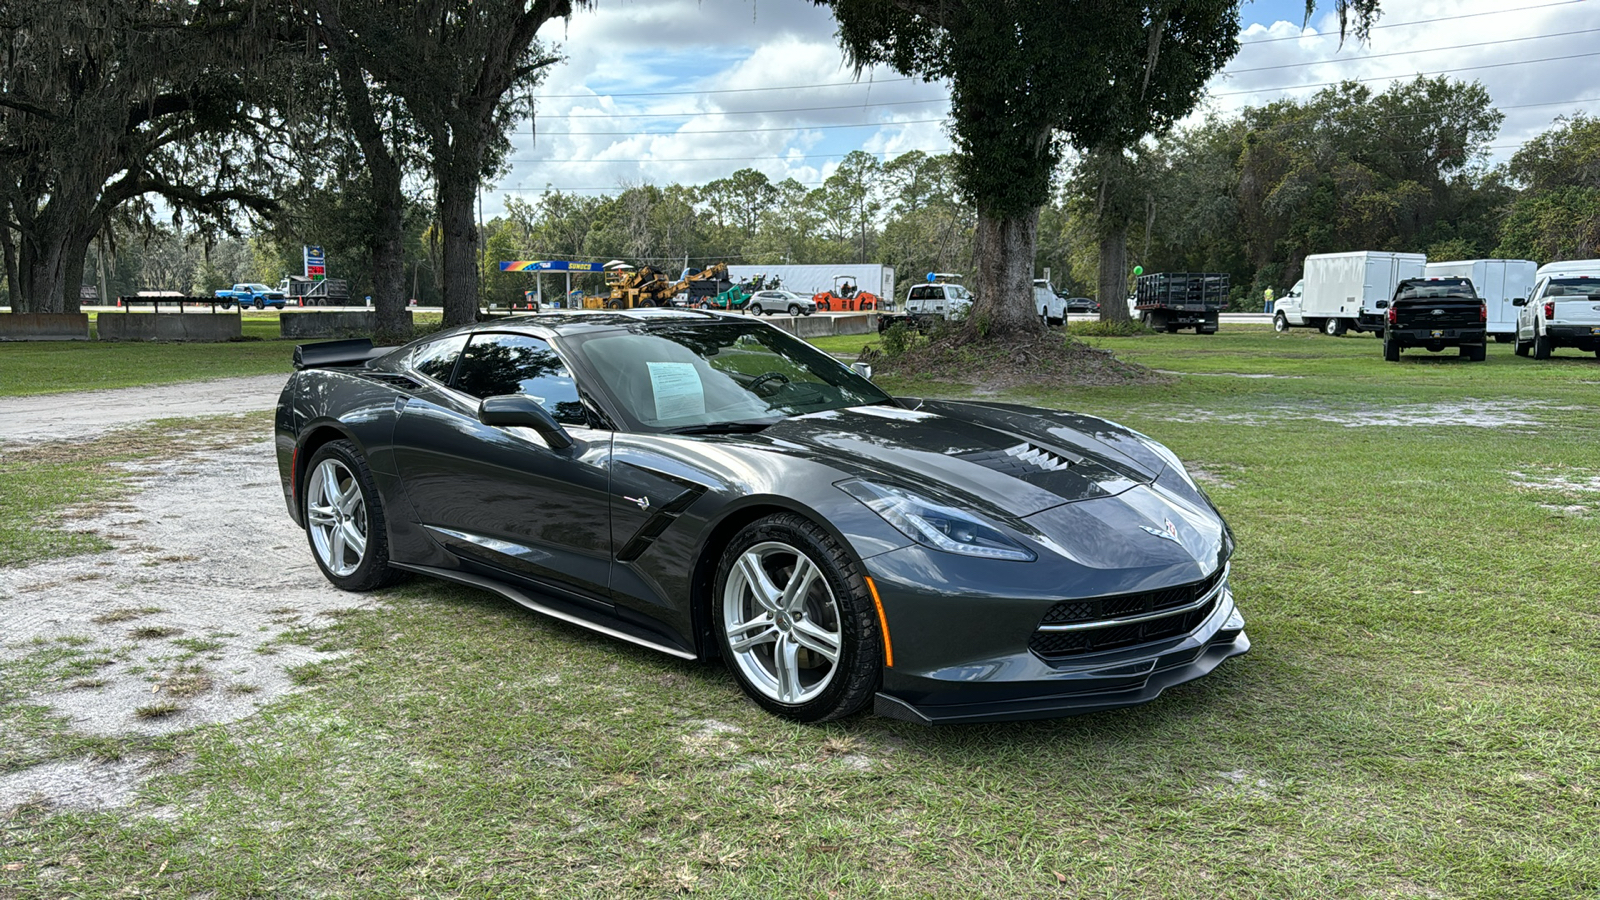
[3,1,1596,334]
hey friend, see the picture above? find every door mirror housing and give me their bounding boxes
[1511,297,1527,306]
[1375,300,1389,309]
[851,361,873,380]
[478,395,574,450]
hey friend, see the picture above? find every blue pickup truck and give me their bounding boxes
[215,283,288,309]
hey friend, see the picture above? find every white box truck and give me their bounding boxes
[1424,259,1538,342]
[1273,251,1425,336]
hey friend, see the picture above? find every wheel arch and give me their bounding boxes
[686,496,875,661]
[292,420,361,523]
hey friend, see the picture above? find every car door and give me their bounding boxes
[391,331,615,606]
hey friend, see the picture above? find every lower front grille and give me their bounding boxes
[1029,568,1227,662]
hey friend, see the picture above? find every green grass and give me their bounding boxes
[1,326,1598,897]
[0,311,446,397]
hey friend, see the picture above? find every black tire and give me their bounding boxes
[219,300,234,310]
[301,440,405,592]
[1463,344,1486,361]
[749,304,764,316]
[712,513,881,723]
[253,297,265,310]
[788,304,802,317]
[1494,334,1513,344]
[1383,338,1400,362]
[1533,331,1552,359]
[1324,317,1346,336]
[1514,333,1530,356]
[1273,313,1289,333]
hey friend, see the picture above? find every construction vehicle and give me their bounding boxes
[813,274,881,312]
[602,261,679,308]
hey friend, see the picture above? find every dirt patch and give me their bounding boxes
[1179,399,1558,429]
[867,328,1167,389]
[0,438,376,815]
[0,374,288,446]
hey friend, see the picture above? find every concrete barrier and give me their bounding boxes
[833,313,876,336]
[0,313,91,341]
[279,310,408,339]
[793,315,835,338]
[95,313,242,342]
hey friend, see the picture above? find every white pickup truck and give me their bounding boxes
[1513,263,1600,359]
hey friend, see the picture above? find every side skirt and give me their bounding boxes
[392,562,698,661]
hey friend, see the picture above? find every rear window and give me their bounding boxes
[1545,278,1600,298]
[1395,279,1476,301]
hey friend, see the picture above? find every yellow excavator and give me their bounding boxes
[597,261,734,309]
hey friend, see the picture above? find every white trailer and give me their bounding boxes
[1424,259,1538,342]
[724,264,894,302]
[1275,251,1425,336]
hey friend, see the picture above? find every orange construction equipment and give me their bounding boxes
[812,274,880,312]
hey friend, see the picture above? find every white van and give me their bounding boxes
[903,281,973,318]
[1035,279,1066,325]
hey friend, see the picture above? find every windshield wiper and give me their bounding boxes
[665,419,779,435]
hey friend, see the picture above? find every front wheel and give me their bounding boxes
[713,514,880,723]
[788,304,802,317]
[253,298,265,310]
[303,440,405,592]
[1273,313,1288,333]
[749,304,764,316]
[1514,333,1531,356]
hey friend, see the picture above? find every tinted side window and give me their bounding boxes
[410,334,469,384]
[453,333,587,426]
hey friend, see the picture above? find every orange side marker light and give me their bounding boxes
[864,576,893,668]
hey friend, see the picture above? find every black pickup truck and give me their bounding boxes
[1381,277,1487,361]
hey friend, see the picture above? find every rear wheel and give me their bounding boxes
[713,514,880,723]
[303,440,405,592]
[1463,344,1486,361]
[1533,331,1552,359]
[1273,313,1288,332]
[1324,317,1346,336]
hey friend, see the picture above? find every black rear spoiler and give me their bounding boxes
[293,338,395,370]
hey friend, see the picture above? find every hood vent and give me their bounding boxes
[962,442,1078,477]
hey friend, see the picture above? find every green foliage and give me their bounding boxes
[1496,115,1600,259]
[1067,319,1154,337]
[878,322,914,358]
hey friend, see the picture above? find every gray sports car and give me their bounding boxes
[275,309,1247,724]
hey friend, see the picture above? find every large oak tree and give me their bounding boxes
[812,0,1379,333]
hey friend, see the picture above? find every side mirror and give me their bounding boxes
[478,395,574,451]
[1375,300,1389,309]
[851,361,874,380]
[1511,297,1526,306]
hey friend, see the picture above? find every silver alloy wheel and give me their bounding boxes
[305,458,369,577]
[723,541,843,705]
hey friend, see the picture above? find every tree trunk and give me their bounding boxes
[437,162,480,327]
[1097,223,1130,323]
[60,226,94,313]
[0,216,18,311]
[18,231,71,314]
[970,207,1042,336]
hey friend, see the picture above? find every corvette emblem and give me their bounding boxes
[1140,519,1180,543]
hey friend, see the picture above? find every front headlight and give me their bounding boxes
[838,480,1036,562]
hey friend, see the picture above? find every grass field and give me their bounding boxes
[2,326,1597,897]
[0,312,444,397]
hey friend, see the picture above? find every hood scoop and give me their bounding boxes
[962,442,1080,477]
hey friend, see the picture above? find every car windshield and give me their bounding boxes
[567,321,893,432]
[1547,278,1600,298]
[945,285,972,300]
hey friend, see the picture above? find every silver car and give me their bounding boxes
[748,290,816,317]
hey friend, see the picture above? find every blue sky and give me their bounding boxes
[485,0,1600,215]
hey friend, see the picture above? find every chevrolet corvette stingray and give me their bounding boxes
[275,309,1247,723]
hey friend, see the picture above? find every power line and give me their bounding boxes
[535,117,948,136]
[537,76,919,100]
[542,96,948,119]
[1229,27,1600,74]
[1236,0,1587,45]
[1212,50,1600,97]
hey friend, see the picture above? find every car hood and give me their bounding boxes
[738,400,1168,518]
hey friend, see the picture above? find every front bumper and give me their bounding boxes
[864,544,1248,724]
